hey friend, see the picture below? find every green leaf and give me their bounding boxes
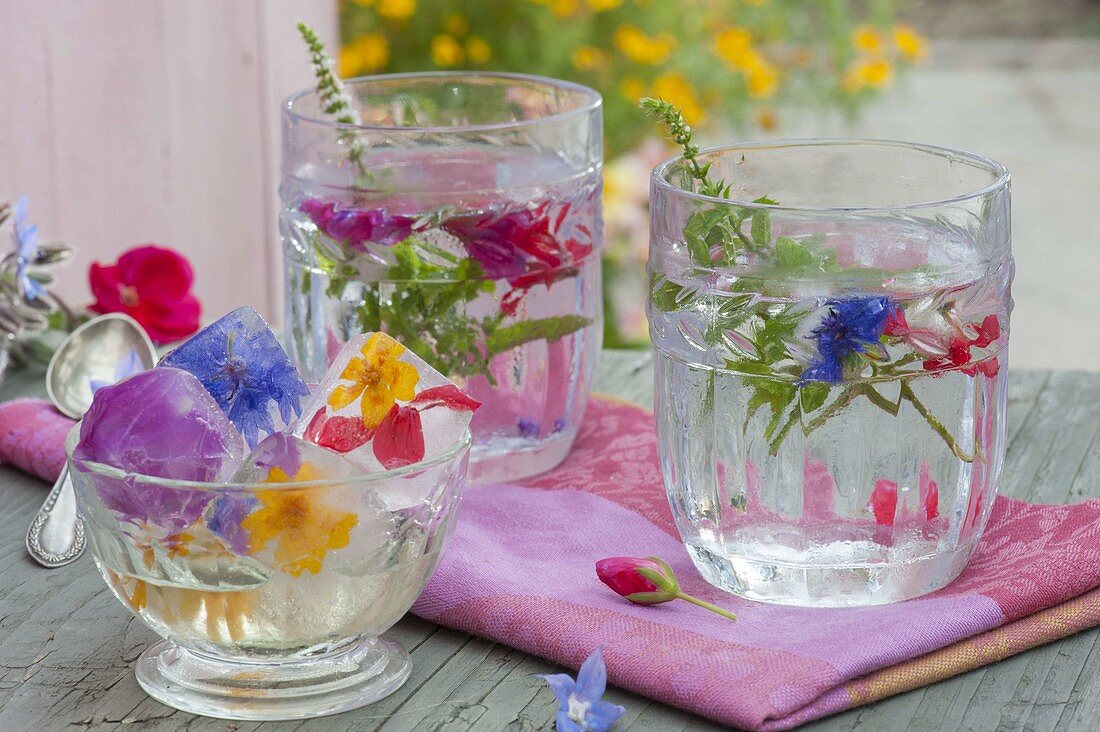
[774,237,816,269]
[753,195,779,205]
[486,315,593,356]
[800,382,831,413]
[750,210,772,251]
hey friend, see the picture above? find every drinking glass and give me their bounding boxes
[280,72,603,483]
[69,425,469,720]
[648,140,1012,606]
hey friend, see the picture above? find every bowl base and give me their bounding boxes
[135,635,410,720]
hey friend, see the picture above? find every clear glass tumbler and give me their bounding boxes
[69,425,469,720]
[648,140,1012,606]
[280,73,603,483]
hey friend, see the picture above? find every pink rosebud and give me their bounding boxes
[596,556,679,605]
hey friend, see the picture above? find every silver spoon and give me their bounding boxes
[26,313,156,567]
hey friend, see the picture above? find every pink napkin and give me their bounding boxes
[413,397,1100,730]
[0,398,75,482]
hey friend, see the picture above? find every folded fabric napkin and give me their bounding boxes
[413,396,1100,730]
[0,398,75,482]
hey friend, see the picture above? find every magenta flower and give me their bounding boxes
[441,207,565,279]
[300,198,415,250]
[595,556,737,620]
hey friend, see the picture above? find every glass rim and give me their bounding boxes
[651,138,1011,213]
[65,423,472,492]
[282,70,603,135]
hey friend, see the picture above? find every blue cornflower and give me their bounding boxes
[161,307,310,448]
[518,418,540,438]
[538,647,625,732]
[801,296,894,384]
[11,197,45,300]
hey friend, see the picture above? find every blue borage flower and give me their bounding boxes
[10,197,45,300]
[801,296,895,384]
[538,646,625,732]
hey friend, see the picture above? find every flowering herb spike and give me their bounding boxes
[296,21,367,178]
[537,646,626,732]
[640,98,729,199]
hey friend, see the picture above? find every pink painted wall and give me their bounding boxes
[0,0,338,325]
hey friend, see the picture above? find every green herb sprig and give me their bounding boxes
[296,22,367,179]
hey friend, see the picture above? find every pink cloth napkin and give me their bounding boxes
[0,398,75,482]
[413,397,1100,730]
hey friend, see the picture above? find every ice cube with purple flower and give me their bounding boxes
[160,306,310,448]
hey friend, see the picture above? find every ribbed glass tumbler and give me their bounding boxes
[280,73,603,484]
[648,140,1012,606]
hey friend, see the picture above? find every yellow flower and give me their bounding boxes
[466,37,492,64]
[619,76,646,102]
[572,45,609,71]
[651,72,704,125]
[744,56,779,99]
[431,34,465,67]
[614,25,676,65]
[893,25,928,61]
[714,27,753,68]
[843,58,894,93]
[376,0,416,22]
[329,332,419,428]
[853,25,883,53]
[339,33,390,77]
[241,463,359,577]
[443,13,469,36]
[755,106,778,132]
[551,0,578,16]
[586,0,622,9]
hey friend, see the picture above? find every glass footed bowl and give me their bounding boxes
[67,426,470,721]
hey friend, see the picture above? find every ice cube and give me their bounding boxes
[295,332,478,470]
[160,306,309,448]
[74,367,245,481]
[229,432,358,484]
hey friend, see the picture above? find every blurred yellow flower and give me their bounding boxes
[853,25,883,53]
[339,32,389,76]
[242,463,359,578]
[467,37,492,64]
[587,0,623,9]
[893,25,928,61]
[714,27,753,68]
[614,25,676,65]
[745,56,779,98]
[377,0,416,22]
[755,106,778,131]
[573,45,609,71]
[652,72,704,124]
[552,0,579,17]
[620,76,646,101]
[431,34,465,67]
[444,13,469,36]
[843,57,893,93]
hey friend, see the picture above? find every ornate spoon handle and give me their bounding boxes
[25,466,86,568]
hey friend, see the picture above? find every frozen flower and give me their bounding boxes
[372,404,425,468]
[328,332,420,430]
[300,199,416,250]
[240,462,359,577]
[538,646,626,732]
[801,296,894,383]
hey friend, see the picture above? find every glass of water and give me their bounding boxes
[648,140,1012,606]
[280,73,603,483]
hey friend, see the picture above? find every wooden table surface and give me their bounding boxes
[2,351,1099,731]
